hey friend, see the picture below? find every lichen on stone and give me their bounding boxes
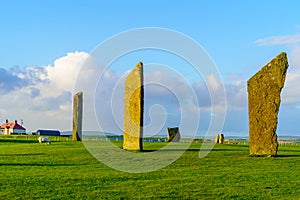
[248,52,289,156]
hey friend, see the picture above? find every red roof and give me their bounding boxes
[0,121,26,130]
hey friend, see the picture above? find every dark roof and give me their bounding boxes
[37,129,60,132]
[36,129,61,136]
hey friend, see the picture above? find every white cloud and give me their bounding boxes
[282,73,300,104]
[225,81,247,110]
[281,44,300,104]
[206,74,221,91]
[0,51,90,132]
[255,33,300,106]
[42,52,89,96]
[255,34,300,46]
[289,45,300,69]
[93,67,228,135]
[0,51,265,135]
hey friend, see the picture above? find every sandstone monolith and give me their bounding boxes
[215,134,224,144]
[214,134,219,144]
[248,52,289,156]
[72,92,83,141]
[167,127,181,142]
[123,62,144,150]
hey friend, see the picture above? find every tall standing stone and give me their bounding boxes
[123,62,144,150]
[72,92,83,141]
[167,127,181,142]
[248,52,289,156]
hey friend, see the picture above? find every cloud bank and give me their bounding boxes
[0,52,88,132]
[1,47,298,135]
[255,33,300,105]
[0,51,247,134]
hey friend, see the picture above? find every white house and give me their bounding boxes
[0,119,26,135]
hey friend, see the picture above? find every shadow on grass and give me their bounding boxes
[279,149,300,153]
[0,139,38,144]
[0,153,46,156]
[0,139,60,144]
[210,148,248,152]
[141,149,201,152]
[249,154,300,158]
[141,148,249,152]
[0,163,86,167]
[275,154,300,158]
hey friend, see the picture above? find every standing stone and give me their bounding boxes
[167,127,181,142]
[72,92,83,141]
[248,52,289,156]
[219,134,224,144]
[214,134,219,144]
[215,134,224,144]
[123,62,144,150]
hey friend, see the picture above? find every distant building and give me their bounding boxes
[36,129,61,136]
[0,119,26,135]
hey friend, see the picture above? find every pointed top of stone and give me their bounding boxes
[75,91,83,95]
[136,61,143,67]
[265,52,288,68]
[274,52,287,60]
[248,52,288,85]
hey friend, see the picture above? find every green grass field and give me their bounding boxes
[0,136,299,199]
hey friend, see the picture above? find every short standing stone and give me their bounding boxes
[215,134,219,144]
[219,134,224,144]
[248,52,289,156]
[123,62,144,150]
[167,127,181,142]
[72,92,83,141]
[215,134,224,144]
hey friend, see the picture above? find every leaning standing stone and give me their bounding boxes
[72,92,83,141]
[167,127,181,142]
[123,62,144,151]
[247,52,289,156]
[215,134,220,144]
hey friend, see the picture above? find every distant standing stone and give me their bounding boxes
[215,134,224,144]
[247,52,289,156]
[123,62,144,151]
[73,92,83,141]
[214,134,219,144]
[167,127,181,142]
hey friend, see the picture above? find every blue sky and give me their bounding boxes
[1,0,298,70]
[1,1,300,136]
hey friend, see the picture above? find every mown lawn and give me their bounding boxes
[0,137,299,199]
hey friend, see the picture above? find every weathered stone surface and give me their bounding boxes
[248,52,289,156]
[214,134,219,144]
[123,62,144,150]
[167,127,181,142]
[72,92,83,141]
[215,134,224,144]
